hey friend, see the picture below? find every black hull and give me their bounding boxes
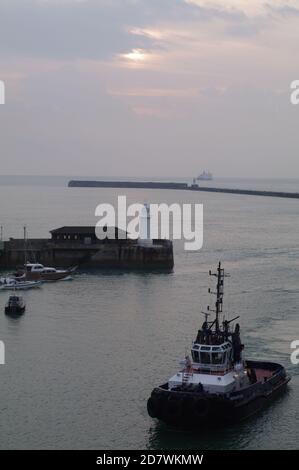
[147,361,290,428]
[5,306,25,315]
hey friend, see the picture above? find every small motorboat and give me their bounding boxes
[15,263,77,282]
[5,295,26,315]
[0,277,42,291]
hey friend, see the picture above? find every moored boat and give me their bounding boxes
[16,263,77,282]
[0,277,42,291]
[147,263,290,427]
[5,295,26,315]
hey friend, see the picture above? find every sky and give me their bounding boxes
[0,0,299,178]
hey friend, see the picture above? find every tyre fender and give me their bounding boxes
[147,396,160,418]
[194,397,210,418]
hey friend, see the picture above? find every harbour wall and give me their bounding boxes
[0,238,174,271]
[69,180,187,190]
[68,180,299,200]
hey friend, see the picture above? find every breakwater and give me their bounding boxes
[0,227,174,271]
[69,180,187,190]
[68,180,299,200]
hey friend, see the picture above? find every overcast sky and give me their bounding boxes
[0,0,299,178]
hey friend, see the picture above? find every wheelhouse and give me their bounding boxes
[191,341,233,371]
[8,295,23,304]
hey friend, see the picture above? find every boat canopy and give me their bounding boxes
[26,263,45,272]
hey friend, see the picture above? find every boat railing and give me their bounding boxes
[182,371,193,385]
[190,362,233,375]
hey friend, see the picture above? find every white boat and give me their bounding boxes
[0,278,42,291]
[16,263,76,281]
[14,227,76,282]
[197,171,213,181]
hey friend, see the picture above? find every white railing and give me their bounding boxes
[182,372,193,384]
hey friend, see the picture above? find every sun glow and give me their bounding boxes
[122,48,147,63]
[117,48,157,69]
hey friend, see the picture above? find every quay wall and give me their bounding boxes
[0,238,174,271]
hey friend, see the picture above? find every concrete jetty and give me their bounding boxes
[68,180,299,200]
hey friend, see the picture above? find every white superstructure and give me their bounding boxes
[168,340,249,394]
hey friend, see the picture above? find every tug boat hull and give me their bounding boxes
[147,361,290,427]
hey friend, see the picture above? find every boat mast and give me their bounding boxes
[216,262,224,332]
[209,261,226,333]
[24,225,27,266]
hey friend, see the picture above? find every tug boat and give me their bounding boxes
[5,295,26,315]
[147,263,290,427]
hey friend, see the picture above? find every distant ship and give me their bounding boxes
[197,171,213,181]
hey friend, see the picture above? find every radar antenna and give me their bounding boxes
[208,262,230,332]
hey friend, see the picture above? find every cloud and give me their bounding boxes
[0,0,204,60]
[1,0,299,177]
[108,88,199,97]
[0,0,147,60]
[186,1,299,17]
[267,4,299,16]
[0,0,266,62]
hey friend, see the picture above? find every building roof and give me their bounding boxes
[50,226,96,234]
[50,226,127,235]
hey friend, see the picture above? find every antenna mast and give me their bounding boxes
[24,225,27,266]
[209,262,227,332]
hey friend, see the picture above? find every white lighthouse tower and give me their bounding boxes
[139,202,153,246]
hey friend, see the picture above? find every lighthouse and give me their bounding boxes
[139,202,153,246]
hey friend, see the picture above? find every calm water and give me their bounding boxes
[0,179,299,449]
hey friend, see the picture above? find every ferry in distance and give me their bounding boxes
[197,171,213,181]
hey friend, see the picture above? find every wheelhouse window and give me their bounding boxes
[211,352,223,364]
[200,352,211,364]
[191,350,200,363]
